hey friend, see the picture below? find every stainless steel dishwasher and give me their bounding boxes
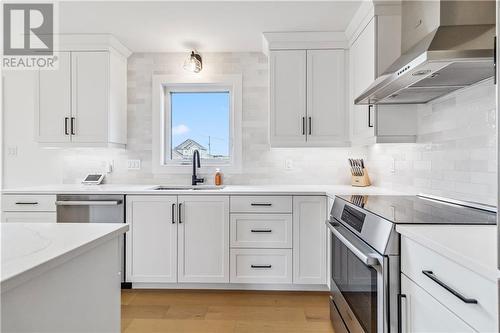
[56,194,129,287]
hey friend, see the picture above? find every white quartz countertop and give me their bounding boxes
[1,184,408,197]
[1,223,129,292]
[396,225,499,282]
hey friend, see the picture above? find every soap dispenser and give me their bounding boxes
[214,168,222,186]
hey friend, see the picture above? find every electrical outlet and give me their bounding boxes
[285,159,293,170]
[391,157,396,174]
[127,159,141,170]
[7,146,18,157]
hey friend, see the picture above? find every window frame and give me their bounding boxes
[152,74,242,174]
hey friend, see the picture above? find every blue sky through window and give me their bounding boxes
[170,92,230,159]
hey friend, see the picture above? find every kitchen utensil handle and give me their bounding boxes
[251,265,272,269]
[251,203,272,207]
[308,117,312,135]
[178,203,183,223]
[64,117,69,135]
[70,117,76,135]
[301,117,305,135]
[251,229,272,233]
[171,203,176,224]
[422,270,478,304]
[368,105,374,128]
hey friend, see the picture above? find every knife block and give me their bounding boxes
[351,169,371,187]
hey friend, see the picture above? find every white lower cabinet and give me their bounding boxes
[400,274,475,333]
[126,195,229,284]
[126,196,177,283]
[177,196,229,283]
[230,249,292,284]
[293,196,327,284]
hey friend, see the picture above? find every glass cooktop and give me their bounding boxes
[336,195,497,225]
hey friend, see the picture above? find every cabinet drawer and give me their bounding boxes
[2,212,57,223]
[230,196,292,213]
[230,249,292,284]
[401,236,497,332]
[230,214,292,248]
[2,195,56,212]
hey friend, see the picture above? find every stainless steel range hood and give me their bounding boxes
[355,1,495,105]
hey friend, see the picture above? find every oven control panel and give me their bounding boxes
[341,205,366,233]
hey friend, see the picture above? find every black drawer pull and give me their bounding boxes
[251,229,272,233]
[251,203,272,207]
[422,270,478,304]
[15,202,39,205]
[251,265,272,269]
[171,203,176,224]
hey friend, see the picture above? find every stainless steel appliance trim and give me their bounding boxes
[329,297,349,333]
[418,193,497,213]
[55,200,122,206]
[326,220,379,266]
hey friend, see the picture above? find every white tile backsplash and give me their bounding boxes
[3,51,496,205]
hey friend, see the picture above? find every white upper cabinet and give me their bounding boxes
[71,52,109,143]
[270,50,307,147]
[348,6,418,146]
[177,195,230,283]
[36,52,72,143]
[270,49,348,147]
[306,50,348,146]
[34,35,130,147]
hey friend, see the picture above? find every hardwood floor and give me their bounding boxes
[121,289,335,333]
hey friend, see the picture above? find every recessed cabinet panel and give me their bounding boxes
[306,50,348,145]
[126,196,178,283]
[37,52,72,143]
[71,52,109,143]
[293,196,327,285]
[177,196,229,283]
[270,50,307,147]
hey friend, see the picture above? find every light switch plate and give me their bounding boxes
[285,159,293,170]
[127,159,141,170]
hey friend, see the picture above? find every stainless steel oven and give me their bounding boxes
[56,194,128,287]
[328,199,399,333]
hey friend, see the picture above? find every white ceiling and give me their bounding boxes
[59,1,362,52]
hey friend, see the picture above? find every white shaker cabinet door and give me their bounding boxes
[306,50,348,146]
[126,196,178,283]
[270,50,307,147]
[36,51,72,143]
[400,274,475,333]
[71,51,109,143]
[177,195,230,283]
[293,196,327,285]
[350,18,376,142]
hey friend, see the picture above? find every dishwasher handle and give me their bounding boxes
[55,200,122,206]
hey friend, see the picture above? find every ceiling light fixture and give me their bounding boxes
[183,51,202,73]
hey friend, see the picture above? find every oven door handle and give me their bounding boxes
[55,200,122,206]
[326,220,379,267]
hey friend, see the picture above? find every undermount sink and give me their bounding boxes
[152,185,225,191]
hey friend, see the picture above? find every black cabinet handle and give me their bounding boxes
[398,294,407,333]
[494,36,497,85]
[64,117,69,135]
[15,202,39,205]
[251,265,272,269]
[251,229,272,233]
[422,270,478,304]
[368,105,374,128]
[178,203,183,223]
[70,117,76,135]
[301,117,306,135]
[171,203,176,224]
[308,117,312,135]
[251,203,272,207]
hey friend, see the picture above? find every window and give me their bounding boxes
[170,91,230,162]
[152,75,242,173]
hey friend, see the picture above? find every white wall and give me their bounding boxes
[2,52,496,205]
